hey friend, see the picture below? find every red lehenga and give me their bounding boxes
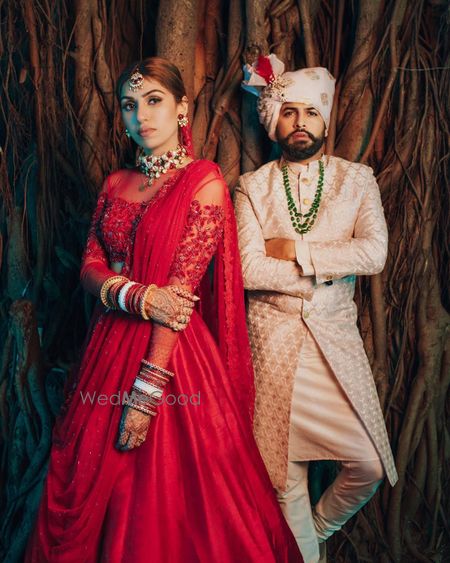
[25,159,302,562]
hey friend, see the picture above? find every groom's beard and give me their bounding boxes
[278,129,325,161]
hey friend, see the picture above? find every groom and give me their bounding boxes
[234,58,398,562]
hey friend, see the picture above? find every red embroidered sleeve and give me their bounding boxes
[81,192,108,266]
[143,177,227,373]
[168,199,225,292]
[80,181,118,297]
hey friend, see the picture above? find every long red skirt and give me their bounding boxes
[25,305,302,562]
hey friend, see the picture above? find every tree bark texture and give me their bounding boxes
[0,1,448,561]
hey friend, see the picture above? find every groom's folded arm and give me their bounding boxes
[294,169,388,285]
[233,180,314,301]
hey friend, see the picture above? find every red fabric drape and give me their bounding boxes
[25,160,302,562]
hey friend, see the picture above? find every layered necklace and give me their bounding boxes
[282,158,324,234]
[136,145,187,191]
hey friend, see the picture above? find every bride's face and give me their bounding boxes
[120,76,187,156]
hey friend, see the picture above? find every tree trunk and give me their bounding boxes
[0,2,448,561]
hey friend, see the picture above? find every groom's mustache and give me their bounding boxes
[287,129,316,141]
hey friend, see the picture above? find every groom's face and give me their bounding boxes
[275,102,325,161]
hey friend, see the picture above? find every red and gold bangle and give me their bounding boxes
[139,369,170,385]
[109,279,129,309]
[117,281,138,312]
[100,276,129,308]
[132,286,145,313]
[100,279,159,319]
[135,285,148,314]
[139,364,171,379]
[140,284,158,320]
[125,400,158,417]
[126,283,144,313]
[124,357,176,419]
[140,359,174,378]
[125,386,159,415]
[137,373,168,389]
[123,282,142,313]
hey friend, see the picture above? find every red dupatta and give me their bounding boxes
[130,159,255,422]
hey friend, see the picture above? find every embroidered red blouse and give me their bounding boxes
[80,168,225,295]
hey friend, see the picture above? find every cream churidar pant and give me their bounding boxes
[277,328,384,563]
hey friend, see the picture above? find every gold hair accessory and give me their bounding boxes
[128,68,144,92]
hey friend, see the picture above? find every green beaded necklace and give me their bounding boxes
[282,159,324,235]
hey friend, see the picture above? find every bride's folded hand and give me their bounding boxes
[143,285,199,331]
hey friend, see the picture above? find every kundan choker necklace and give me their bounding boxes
[136,145,187,191]
[282,158,324,234]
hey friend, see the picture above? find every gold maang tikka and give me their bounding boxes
[128,67,144,92]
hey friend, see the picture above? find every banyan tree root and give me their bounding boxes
[0,300,54,562]
[0,1,448,561]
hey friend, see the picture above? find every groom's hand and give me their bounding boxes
[265,238,296,261]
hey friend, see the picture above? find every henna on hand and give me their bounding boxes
[144,285,199,330]
[116,405,151,451]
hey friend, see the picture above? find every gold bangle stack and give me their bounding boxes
[140,284,158,320]
[100,276,129,309]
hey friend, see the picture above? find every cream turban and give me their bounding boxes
[242,56,336,142]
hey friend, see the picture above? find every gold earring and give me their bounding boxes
[177,114,188,127]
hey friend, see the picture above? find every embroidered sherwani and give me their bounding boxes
[234,155,398,492]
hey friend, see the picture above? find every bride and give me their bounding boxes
[25,57,303,562]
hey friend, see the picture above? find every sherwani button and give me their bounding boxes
[303,198,311,205]
[303,311,310,318]
[302,178,311,185]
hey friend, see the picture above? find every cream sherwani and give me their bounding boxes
[234,155,398,493]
